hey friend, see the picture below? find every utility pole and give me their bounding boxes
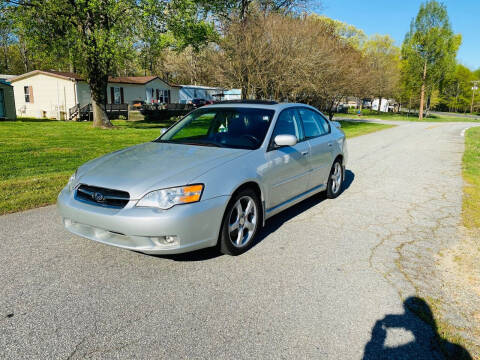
[471,80,479,114]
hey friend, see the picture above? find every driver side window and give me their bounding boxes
[271,109,304,142]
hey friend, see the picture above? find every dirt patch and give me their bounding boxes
[435,227,480,358]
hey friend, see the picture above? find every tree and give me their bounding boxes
[363,35,400,112]
[6,0,215,128]
[436,64,475,113]
[0,4,14,72]
[401,0,460,120]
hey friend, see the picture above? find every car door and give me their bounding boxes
[263,108,312,208]
[298,108,334,189]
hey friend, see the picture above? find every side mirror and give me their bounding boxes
[274,134,297,147]
[160,128,168,135]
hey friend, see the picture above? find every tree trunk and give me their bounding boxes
[328,100,335,120]
[377,96,382,113]
[92,98,111,128]
[2,41,8,72]
[419,60,427,121]
[89,75,113,128]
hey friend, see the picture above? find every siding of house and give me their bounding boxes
[0,82,16,119]
[11,72,182,119]
[75,78,180,107]
[12,74,77,119]
[107,79,179,105]
[178,86,221,103]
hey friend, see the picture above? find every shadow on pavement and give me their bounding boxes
[363,297,471,360]
[154,170,355,262]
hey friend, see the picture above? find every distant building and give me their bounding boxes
[372,98,389,112]
[372,98,398,113]
[221,89,242,101]
[10,70,179,119]
[177,85,224,104]
[10,70,242,119]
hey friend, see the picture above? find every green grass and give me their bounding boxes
[463,126,480,229]
[338,120,395,137]
[0,118,393,215]
[0,118,167,215]
[339,109,480,122]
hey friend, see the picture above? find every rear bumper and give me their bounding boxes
[57,187,229,254]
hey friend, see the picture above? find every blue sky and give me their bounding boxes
[320,0,480,70]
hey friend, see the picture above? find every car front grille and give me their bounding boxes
[75,184,130,209]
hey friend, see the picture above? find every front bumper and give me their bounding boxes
[57,187,229,254]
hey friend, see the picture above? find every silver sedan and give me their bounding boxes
[57,101,347,255]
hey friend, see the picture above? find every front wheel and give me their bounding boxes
[219,189,261,256]
[327,160,343,199]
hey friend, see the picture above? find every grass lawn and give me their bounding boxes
[0,118,392,215]
[463,126,480,229]
[337,109,480,123]
[338,121,395,137]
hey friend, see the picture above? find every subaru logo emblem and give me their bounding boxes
[93,192,104,202]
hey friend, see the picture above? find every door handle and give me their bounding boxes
[301,151,309,156]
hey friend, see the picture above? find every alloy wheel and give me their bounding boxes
[228,195,258,247]
[331,162,342,194]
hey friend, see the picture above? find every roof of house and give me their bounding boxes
[10,70,178,87]
[109,76,158,84]
[0,74,16,80]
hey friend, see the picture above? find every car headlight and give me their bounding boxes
[67,171,77,192]
[136,184,204,209]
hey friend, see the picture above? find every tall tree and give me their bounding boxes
[401,0,460,120]
[363,35,400,113]
[6,0,214,128]
[0,4,14,72]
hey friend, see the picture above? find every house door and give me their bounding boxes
[0,89,5,118]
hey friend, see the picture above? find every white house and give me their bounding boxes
[10,70,180,119]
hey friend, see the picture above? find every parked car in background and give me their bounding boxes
[191,98,207,108]
[57,101,347,255]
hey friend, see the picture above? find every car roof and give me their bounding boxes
[205,101,317,112]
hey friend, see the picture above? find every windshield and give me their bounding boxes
[156,107,275,150]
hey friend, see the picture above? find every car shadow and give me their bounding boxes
[363,297,472,360]
[252,169,354,246]
[152,170,355,262]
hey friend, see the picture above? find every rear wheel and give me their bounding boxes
[219,189,261,256]
[327,160,343,199]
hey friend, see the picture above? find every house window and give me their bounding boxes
[24,86,30,103]
[110,87,124,104]
[158,89,169,104]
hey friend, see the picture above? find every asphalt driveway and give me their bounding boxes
[0,121,477,359]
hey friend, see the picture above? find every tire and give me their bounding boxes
[326,159,343,199]
[219,188,262,256]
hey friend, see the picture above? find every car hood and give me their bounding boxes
[76,142,248,199]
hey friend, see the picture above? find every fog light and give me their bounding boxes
[165,235,177,244]
[151,235,179,247]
